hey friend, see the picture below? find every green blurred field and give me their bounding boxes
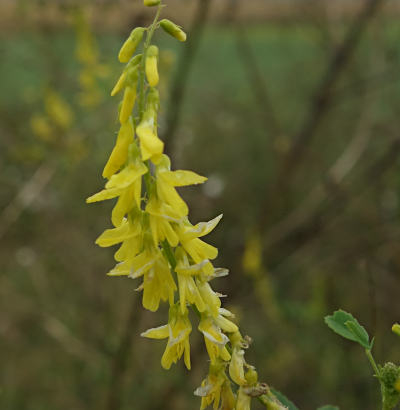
[2,11,400,410]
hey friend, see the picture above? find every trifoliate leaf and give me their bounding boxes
[325,310,372,349]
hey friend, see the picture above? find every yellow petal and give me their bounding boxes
[106,161,147,190]
[160,170,207,187]
[95,220,140,247]
[111,185,136,227]
[86,187,123,203]
[157,181,188,217]
[102,119,134,179]
[137,126,164,161]
[119,85,136,124]
[141,324,169,339]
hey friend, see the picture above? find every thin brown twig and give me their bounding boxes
[162,0,212,154]
[268,134,400,271]
[271,0,384,195]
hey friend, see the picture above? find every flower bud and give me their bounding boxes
[118,27,145,63]
[111,71,127,97]
[119,85,137,124]
[393,323,400,337]
[144,0,161,6]
[160,19,187,42]
[145,45,159,87]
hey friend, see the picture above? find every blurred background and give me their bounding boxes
[2,0,400,408]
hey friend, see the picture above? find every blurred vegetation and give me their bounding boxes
[1,0,400,409]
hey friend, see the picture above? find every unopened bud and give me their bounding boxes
[393,323,400,337]
[119,85,137,124]
[245,369,258,386]
[111,71,127,97]
[160,19,186,42]
[144,0,161,6]
[145,45,159,87]
[118,27,145,63]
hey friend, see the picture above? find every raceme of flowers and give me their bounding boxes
[87,2,284,409]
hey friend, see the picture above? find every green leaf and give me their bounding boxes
[317,406,339,410]
[325,310,372,349]
[270,388,299,410]
[345,320,372,349]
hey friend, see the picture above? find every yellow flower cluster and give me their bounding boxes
[87,3,285,409]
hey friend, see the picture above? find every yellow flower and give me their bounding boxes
[194,363,234,410]
[155,154,207,218]
[236,387,251,410]
[228,331,248,386]
[175,248,206,314]
[95,218,141,248]
[198,315,231,363]
[109,244,176,311]
[102,118,135,179]
[160,19,187,42]
[45,90,74,130]
[136,107,164,163]
[242,231,262,274]
[87,155,147,206]
[118,27,145,63]
[141,304,191,369]
[30,114,54,141]
[145,45,159,87]
[146,195,180,247]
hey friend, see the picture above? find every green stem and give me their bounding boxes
[365,348,380,377]
[138,4,163,120]
[365,349,387,410]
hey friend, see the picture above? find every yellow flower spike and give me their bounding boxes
[118,27,145,63]
[102,117,134,179]
[141,304,191,369]
[144,0,161,6]
[393,323,400,337]
[96,218,141,247]
[160,19,187,42]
